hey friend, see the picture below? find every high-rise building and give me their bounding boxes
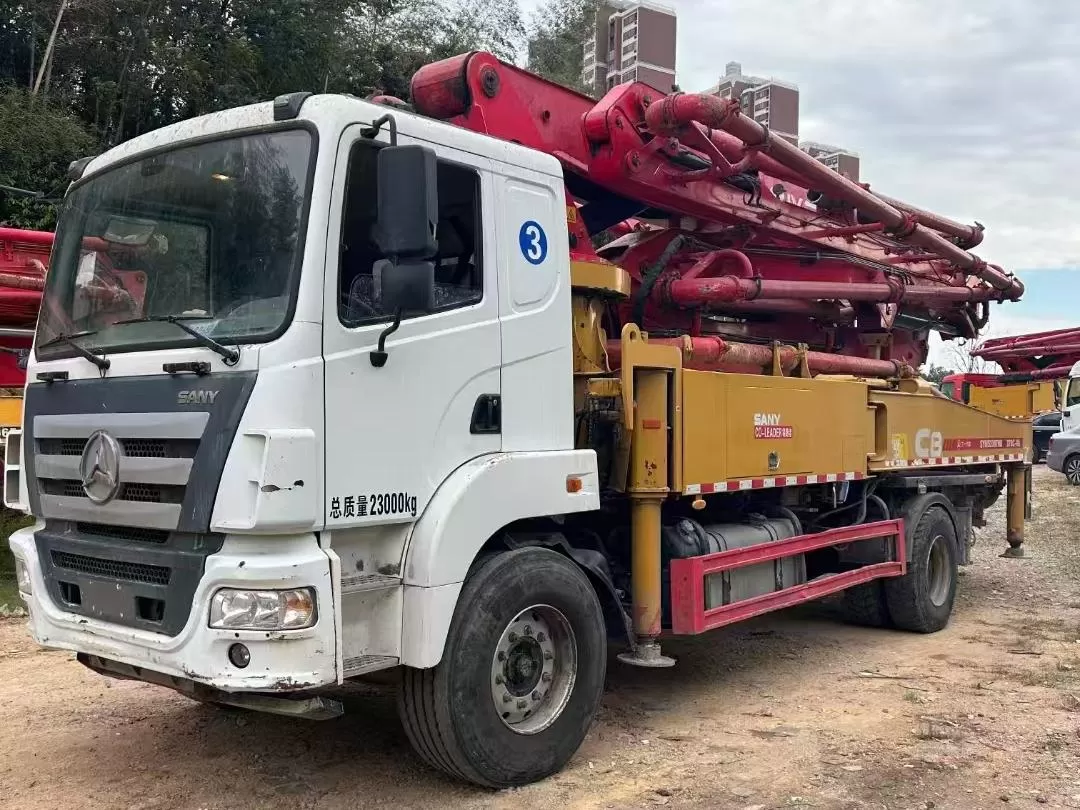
[702,62,862,180]
[703,61,800,145]
[799,141,861,182]
[581,1,677,97]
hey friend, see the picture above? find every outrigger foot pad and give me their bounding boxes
[617,640,676,669]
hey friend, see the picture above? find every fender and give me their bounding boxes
[402,449,600,587]
[398,450,600,669]
[898,492,961,560]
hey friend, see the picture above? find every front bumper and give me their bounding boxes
[8,526,337,693]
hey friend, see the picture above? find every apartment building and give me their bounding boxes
[799,141,861,181]
[582,1,677,97]
[703,61,800,145]
[702,62,862,179]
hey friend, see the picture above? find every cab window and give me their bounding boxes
[1066,378,1080,408]
[337,140,483,327]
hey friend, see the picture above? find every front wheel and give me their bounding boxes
[398,547,607,787]
[1064,455,1080,485]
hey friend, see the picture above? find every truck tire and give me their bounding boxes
[840,581,892,628]
[397,546,607,788]
[883,506,957,633]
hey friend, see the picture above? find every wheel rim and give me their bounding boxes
[490,604,577,735]
[927,534,951,607]
[1067,458,1080,485]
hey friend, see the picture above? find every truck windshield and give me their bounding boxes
[36,129,313,361]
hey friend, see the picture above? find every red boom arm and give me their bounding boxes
[405,52,1022,373]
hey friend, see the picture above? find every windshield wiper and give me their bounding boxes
[113,316,240,365]
[36,331,111,372]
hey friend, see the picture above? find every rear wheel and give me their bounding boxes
[884,506,957,633]
[1065,455,1080,485]
[840,581,892,628]
[398,547,606,787]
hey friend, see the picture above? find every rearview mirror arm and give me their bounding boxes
[369,308,404,368]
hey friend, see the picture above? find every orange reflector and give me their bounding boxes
[566,476,583,493]
[641,418,662,429]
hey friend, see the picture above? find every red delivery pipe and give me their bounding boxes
[607,336,913,378]
[703,134,984,247]
[0,228,55,247]
[709,299,856,321]
[643,93,1022,299]
[0,273,45,291]
[869,193,984,248]
[662,275,998,307]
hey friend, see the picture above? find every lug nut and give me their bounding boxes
[532,691,540,701]
[517,699,528,709]
[508,632,518,642]
[542,672,552,683]
[523,625,532,636]
[536,632,546,642]
[503,693,512,703]
[497,650,506,661]
[495,674,504,684]
[544,651,554,660]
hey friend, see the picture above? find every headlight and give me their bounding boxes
[209,588,316,630]
[14,558,31,596]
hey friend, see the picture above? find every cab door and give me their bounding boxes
[322,125,502,531]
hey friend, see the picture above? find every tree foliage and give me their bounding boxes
[0,0,539,229]
[526,0,597,93]
[920,363,951,385]
[0,85,95,228]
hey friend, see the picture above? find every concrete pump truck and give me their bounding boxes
[6,52,1031,788]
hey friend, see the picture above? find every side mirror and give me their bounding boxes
[368,259,436,370]
[375,259,434,316]
[375,144,438,258]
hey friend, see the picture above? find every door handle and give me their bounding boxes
[470,394,502,435]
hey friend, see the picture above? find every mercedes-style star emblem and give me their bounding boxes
[79,429,122,505]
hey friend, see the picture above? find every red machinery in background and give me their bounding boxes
[406,53,1022,376]
[0,227,49,390]
[973,327,1080,383]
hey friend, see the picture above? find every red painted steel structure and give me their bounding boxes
[973,327,1080,382]
[669,519,906,635]
[0,227,50,389]
[406,52,1022,374]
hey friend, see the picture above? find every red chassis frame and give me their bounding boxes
[669,518,907,635]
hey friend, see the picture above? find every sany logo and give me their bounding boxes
[753,413,793,439]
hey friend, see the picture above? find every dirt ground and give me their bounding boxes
[1,466,1078,810]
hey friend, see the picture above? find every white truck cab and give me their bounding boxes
[6,92,604,786]
[1062,360,1080,432]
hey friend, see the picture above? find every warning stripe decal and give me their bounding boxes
[684,453,1026,496]
[685,471,865,496]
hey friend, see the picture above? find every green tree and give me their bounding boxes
[0,85,95,229]
[526,0,597,92]
[921,364,951,385]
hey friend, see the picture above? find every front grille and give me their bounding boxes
[122,439,168,458]
[51,550,172,586]
[121,483,163,503]
[76,523,170,545]
[37,437,198,459]
[45,479,183,504]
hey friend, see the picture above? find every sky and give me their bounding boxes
[523,0,1080,368]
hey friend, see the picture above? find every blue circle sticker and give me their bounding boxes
[518,220,548,265]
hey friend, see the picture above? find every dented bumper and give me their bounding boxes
[8,526,338,693]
